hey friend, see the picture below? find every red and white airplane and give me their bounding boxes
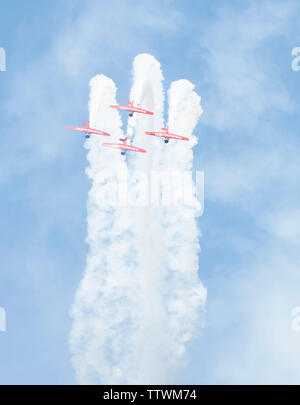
[102,138,147,155]
[145,127,189,144]
[66,123,110,139]
[110,101,154,117]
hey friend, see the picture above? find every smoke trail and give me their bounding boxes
[160,79,207,368]
[70,59,206,384]
[126,54,171,383]
[70,75,141,384]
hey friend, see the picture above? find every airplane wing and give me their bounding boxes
[131,107,154,115]
[102,142,146,153]
[145,130,189,141]
[110,104,154,116]
[66,126,110,136]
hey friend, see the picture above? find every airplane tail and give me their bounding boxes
[119,138,126,143]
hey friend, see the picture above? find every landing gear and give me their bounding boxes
[121,151,126,156]
[129,112,133,117]
[85,134,90,139]
[164,139,169,144]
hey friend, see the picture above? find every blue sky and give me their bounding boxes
[0,0,300,384]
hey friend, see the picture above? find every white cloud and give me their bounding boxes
[209,252,300,384]
[201,0,295,130]
[191,0,300,384]
[1,0,180,182]
[261,206,300,243]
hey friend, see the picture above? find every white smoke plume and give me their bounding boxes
[161,80,206,368]
[69,75,140,384]
[70,55,206,384]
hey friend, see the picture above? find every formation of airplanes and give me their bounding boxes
[66,101,189,154]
